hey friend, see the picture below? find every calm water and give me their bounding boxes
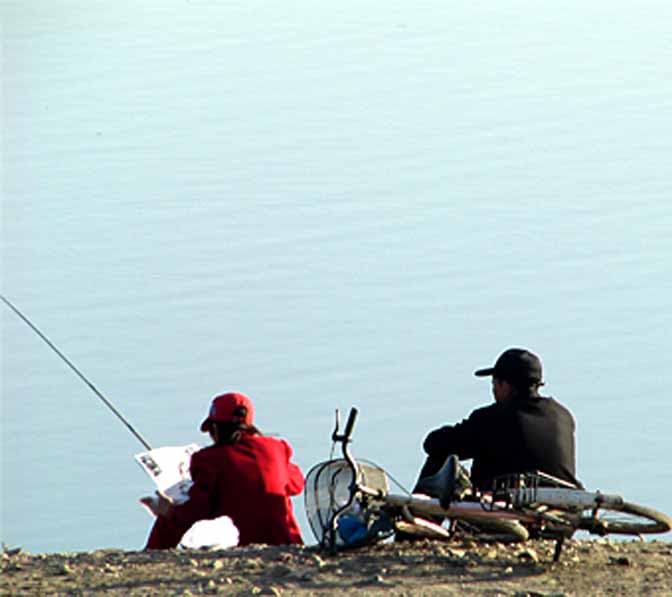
[2,2,671,553]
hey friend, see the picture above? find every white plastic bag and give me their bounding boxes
[179,515,240,549]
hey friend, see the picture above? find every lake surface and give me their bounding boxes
[2,1,671,553]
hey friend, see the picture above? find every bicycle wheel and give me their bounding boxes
[391,494,531,543]
[578,501,672,536]
[454,516,530,543]
[396,515,529,543]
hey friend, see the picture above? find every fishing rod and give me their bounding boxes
[1,294,153,451]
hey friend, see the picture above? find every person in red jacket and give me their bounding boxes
[142,391,304,549]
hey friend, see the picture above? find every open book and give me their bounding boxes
[135,444,239,548]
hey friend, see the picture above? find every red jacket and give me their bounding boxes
[146,434,304,549]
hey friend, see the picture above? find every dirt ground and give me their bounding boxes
[2,537,671,596]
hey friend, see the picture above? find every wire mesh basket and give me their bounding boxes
[304,458,391,548]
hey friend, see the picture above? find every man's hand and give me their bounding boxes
[139,491,174,517]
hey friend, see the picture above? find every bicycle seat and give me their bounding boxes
[414,454,472,509]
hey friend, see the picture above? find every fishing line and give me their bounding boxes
[1,294,152,450]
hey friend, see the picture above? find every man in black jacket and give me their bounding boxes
[415,348,582,492]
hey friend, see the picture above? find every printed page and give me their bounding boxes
[135,444,200,505]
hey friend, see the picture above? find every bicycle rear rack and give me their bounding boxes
[491,471,579,507]
[489,472,581,562]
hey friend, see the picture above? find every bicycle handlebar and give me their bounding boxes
[326,407,360,552]
[343,407,358,440]
[332,407,358,443]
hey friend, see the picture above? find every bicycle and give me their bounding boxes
[304,407,672,561]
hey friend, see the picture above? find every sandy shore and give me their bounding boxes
[2,538,671,596]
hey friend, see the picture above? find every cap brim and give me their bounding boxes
[474,367,494,377]
[200,418,211,432]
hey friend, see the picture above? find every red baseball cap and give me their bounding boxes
[200,392,255,432]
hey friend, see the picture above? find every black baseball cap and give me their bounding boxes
[474,348,543,385]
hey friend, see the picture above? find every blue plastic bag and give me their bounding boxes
[337,515,368,545]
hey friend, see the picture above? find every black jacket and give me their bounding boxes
[422,396,581,489]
